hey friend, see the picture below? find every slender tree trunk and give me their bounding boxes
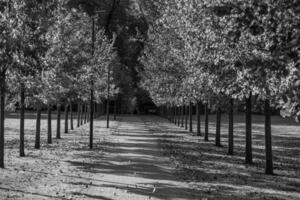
[93,102,96,119]
[47,105,52,144]
[185,105,188,130]
[90,88,94,149]
[0,71,5,168]
[196,101,201,136]
[19,83,25,157]
[70,102,74,130]
[84,104,87,124]
[107,99,110,128]
[170,107,173,123]
[77,102,80,128]
[114,98,117,120]
[205,103,209,141]
[80,103,84,125]
[64,102,69,133]
[189,101,193,133]
[35,108,41,149]
[265,99,273,175]
[56,103,61,139]
[216,106,221,147]
[228,99,234,155]
[181,105,184,127]
[245,93,253,164]
[175,107,178,125]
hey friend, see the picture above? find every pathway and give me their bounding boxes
[0,115,199,200]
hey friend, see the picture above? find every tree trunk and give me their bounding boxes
[228,99,234,155]
[35,108,41,149]
[114,98,117,120]
[19,83,25,157]
[175,107,178,125]
[64,102,69,133]
[107,99,110,128]
[265,99,273,175]
[196,101,201,136]
[80,103,84,125]
[70,102,74,130]
[185,105,188,130]
[204,103,209,141]
[216,106,221,147]
[90,88,94,149]
[56,103,61,139]
[189,101,193,133]
[84,104,87,124]
[47,105,52,144]
[245,93,253,164]
[181,105,184,127]
[0,71,5,168]
[77,102,80,128]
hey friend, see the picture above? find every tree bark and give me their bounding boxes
[0,71,5,168]
[245,93,253,164]
[47,104,52,144]
[56,103,61,139]
[216,106,221,147]
[189,101,193,133]
[19,83,25,157]
[228,99,234,155]
[265,99,273,175]
[64,102,69,133]
[35,108,41,149]
[70,102,74,130]
[196,101,201,136]
[204,103,209,141]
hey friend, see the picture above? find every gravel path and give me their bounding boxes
[0,115,199,200]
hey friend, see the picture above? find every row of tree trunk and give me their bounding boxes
[158,98,273,175]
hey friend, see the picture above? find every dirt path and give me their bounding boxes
[0,115,199,200]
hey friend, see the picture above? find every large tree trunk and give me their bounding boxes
[196,101,201,136]
[64,102,69,133]
[70,102,74,130]
[228,99,234,155]
[265,99,273,175]
[20,83,25,157]
[245,93,253,164]
[189,102,193,133]
[216,106,221,147]
[77,102,80,128]
[47,105,52,144]
[35,108,41,149]
[0,71,5,168]
[56,103,61,139]
[204,103,209,141]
